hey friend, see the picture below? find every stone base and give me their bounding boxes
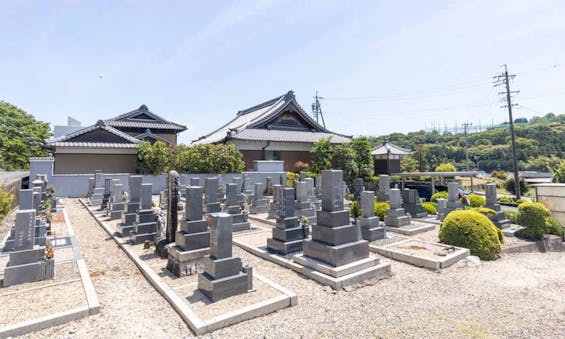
[205,203,221,214]
[302,239,369,267]
[117,224,136,237]
[166,246,210,277]
[3,259,55,287]
[250,205,268,214]
[176,230,210,251]
[384,215,411,227]
[267,238,305,255]
[197,271,250,303]
[129,232,156,245]
[361,226,386,242]
[121,213,136,226]
[387,222,435,236]
[110,210,122,220]
[233,221,251,232]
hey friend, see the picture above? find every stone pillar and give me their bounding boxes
[267,184,283,219]
[376,175,391,202]
[224,183,250,232]
[360,191,385,241]
[484,183,511,228]
[384,188,411,227]
[250,183,268,214]
[295,181,316,225]
[401,188,427,218]
[267,187,309,254]
[204,177,221,213]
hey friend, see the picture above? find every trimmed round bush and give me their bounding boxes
[374,202,390,220]
[516,202,551,240]
[439,210,502,260]
[469,207,504,243]
[504,177,529,195]
[466,194,485,208]
[422,202,437,215]
[431,191,448,203]
[504,211,518,224]
[546,217,564,237]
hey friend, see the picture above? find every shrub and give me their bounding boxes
[516,202,551,240]
[285,172,299,187]
[504,177,529,196]
[467,194,486,208]
[431,191,448,203]
[469,207,504,243]
[546,217,564,237]
[435,163,456,172]
[422,202,437,215]
[498,197,515,203]
[294,161,310,172]
[515,198,527,205]
[491,170,508,180]
[504,211,518,224]
[0,185,14,222]
[350,200,362,219]
[439,210,502,260]
[374,202,390,220]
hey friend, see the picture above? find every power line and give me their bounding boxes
[493,64,521,199]
[311,91,326,128]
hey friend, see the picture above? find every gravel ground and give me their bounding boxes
[25,199,565,338]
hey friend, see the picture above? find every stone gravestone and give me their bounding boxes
[305,177,320,210]
[265,177,273,196]
[376,175,391,202]
[167,185,210,276]
[295,170,386,287]
[87,177,95,198]
[189,177,201,187]
[352,178,364,201]
[109,183,125,220]
[401,188,427,218]
[315,175,323,199]
[242,175,254,200]
[384,188,411,227]
[3,210,55,286]
[267,187,309,254]
[360,191,386,241]
[118,175,143,237]
[484,183,511,229]
[130,183,157,245]
[101,178,112,210]
[156,171,180,257]
[224,183,250,232]
[91,171,105,207]
[445,182,462,215]
[19,189,34,210]
[299,172,307,181]
[250,183,268,214]
[197,213,253,302]
[232,176,243,194]
[437,198,448,221]
[267,184,283,219]
[295,181,317,225]
[204,177,221,213]
[3,189,46,252]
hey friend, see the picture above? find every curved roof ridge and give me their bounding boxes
[45,122,140,145]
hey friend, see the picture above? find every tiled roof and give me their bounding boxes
[193,91,350,144]
[233,129,351,143]
[105,104,187,131]
[45,121,140,149]
[371,141,412,156]
[135,129,172,144]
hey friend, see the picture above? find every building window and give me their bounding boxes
[264,150,281,160]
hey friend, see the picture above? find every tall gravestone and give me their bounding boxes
[19,189,34,210]
[437,198,448,221]
[444,182,462,215]
[295,181,317,225]
[204,177,221,213]
[225,183,251,232]
[118,175,143,237]
[265,177,273,196]
[87,177,95,198]
[197,213,253,302]
[189,177,201,187]
[384,188,411,227]
[91,171,105,207]
[352,178,364,201]
[242,175,254,199]
[101,178,112,210]
[267,187,309,254]
[484,183,511,229]
[267,184,283,219]
[401,188,427,218]
[167,185,210,276]
[3,189,45,253]
[295,170,386,288]
[250,183,268,214]
[3,210,55,286]
[157,171,180,257]
[376,175,391,202]
[360,191,386,241]
[109,182,125,220]
[130,183,157,245]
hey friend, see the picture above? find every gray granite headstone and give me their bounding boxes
[321,170,344,212]
[140,183,153,210]
[129,175,143,203]
[190,177,201,187]
[13,210,36,251]
[226,183,238,207]
[205,177,219,203]
[485,183,497,207]
[209,213,233,259]
[187,186,203,221]
[19,189,34,210]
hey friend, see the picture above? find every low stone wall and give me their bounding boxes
[29,158,285,198]
[534,183,565,226]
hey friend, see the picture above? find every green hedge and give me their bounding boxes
[504,211,518,224]
[467,194,485,208]
[374,202,390,220]
[0,185,14,222]
[431,191,448,203]
[546,217,564,237]
[516,202,551,240]
[439,210,502,260]
[422,202,437,215]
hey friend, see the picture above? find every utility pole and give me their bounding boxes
[463,122,472,171]
[311,91,326,128]
[493,64,521,198]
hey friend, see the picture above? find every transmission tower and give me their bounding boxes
[311,91,326,128]
[493,64,521,198]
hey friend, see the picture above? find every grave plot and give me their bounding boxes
[80,199,295,336]
[0,202,99,338]
[385,221,436,236]
[369,238,469,270]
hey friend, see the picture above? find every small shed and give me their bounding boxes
[371,139,412,174]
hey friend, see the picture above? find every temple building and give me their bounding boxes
[44,105,186,174]
[193,91,351,171]
[371,139,412,174]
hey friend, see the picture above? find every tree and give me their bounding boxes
[401,156,419,172]
[350,136,374,179]
[333,143,358,182]
[435,163,456,172]
[310,137,333,173]
[137,141,171,175]
[554,161,565,183]
[505,177,528,196]
[0,102,51,170]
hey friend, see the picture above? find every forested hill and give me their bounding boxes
[369,113,565,173]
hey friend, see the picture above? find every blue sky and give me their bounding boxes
[1,0,564,144]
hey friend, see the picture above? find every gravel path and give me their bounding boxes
[27,199,565,338]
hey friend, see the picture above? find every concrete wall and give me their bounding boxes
[30,158,285,198]
[54,153,138,174]
[535,184,565,226]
